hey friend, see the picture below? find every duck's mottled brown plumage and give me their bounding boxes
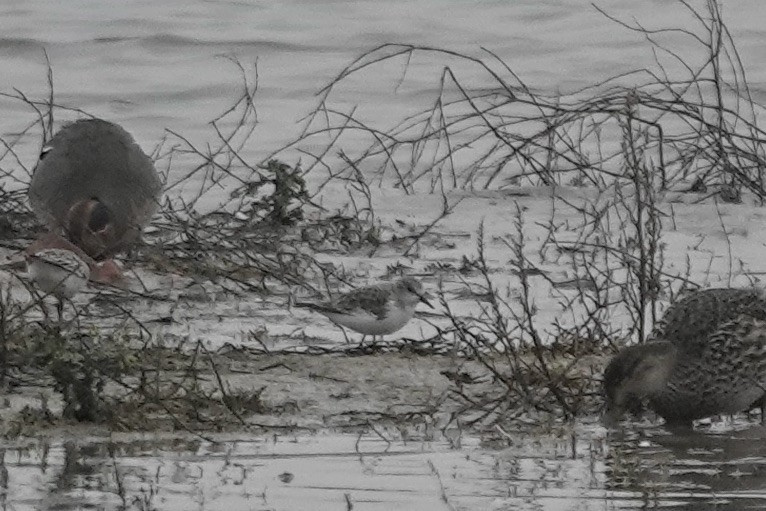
[650,315,766,422]
[649,288,766,348]
[604,288,766,427]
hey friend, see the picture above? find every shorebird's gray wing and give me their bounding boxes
[650,288,766,348]
[29,249,86,275]
[326,285,392,320]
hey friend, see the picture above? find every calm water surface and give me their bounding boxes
[2,1,766,509]
[4,424,766,510]
[0,1,764,172]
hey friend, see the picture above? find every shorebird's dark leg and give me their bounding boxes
[745,394,766,424]
[758,395,766,425]
[56,299,64,323]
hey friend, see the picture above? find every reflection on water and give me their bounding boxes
[605,425,766,510]
[2,424,766,510]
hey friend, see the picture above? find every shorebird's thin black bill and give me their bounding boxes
[420,293,434,308]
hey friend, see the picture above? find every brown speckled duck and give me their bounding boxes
[28,118,162,260]
[603,288,766,428]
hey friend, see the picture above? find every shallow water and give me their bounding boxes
[4,423,766,510]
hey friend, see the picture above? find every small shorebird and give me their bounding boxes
[28,118,162,260]
[603,287,766,429]
[26,232,124,286]
[26,247,91,320]
[296,276,434,342]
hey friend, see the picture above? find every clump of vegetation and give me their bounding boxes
[0,296,121,424]
[260,159,310,225]
[41,328,135,421]
[0,281,271,434]
[231,159,310,226]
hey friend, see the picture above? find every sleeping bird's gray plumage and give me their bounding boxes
[28,118,162,259]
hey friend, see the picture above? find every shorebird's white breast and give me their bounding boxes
[324,303,416,335]
[27,250,89,299]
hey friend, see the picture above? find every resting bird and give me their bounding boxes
[28,118,162,260]
[603,288,766,428]
[296,277,433,342]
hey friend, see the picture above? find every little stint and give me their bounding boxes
[26,247,90,320]
[296,276,433,343]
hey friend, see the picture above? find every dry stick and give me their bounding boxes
[439,288,521,400]
[310,44,511,122]
[307,108,413,192]
[337,149,376,224]
[437,66,560,187]
[508,205,575,418]
[135,340,205,403]
[328,29,760,193]
[306,45,551,187]
[713,197,734,288]
[482,87,627,184]
[162,128,252,192]
[465,225,545,410]
[549,211,691,289]
[427,460,458,511]
[212,56,259,125]
[715,11,765,200]
[624,112,648,342]
[302,107,358,195]
[413,68,458,190]
[402,195,462,257]
[108,444,128,509]
[640,57,766,193]
[0,118,40,182]
[202,344,248,427]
